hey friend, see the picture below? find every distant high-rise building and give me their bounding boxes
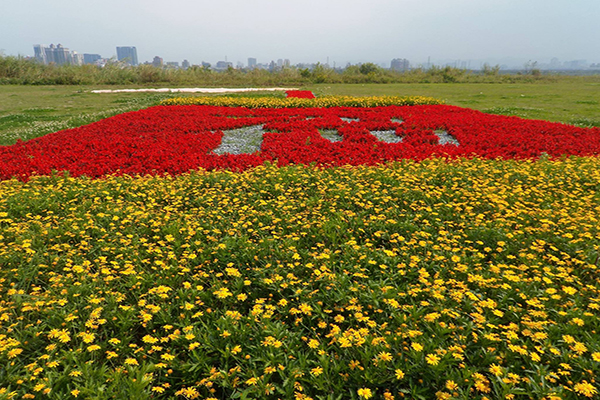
[565,60,588,69]
[152,56,163,68]
[33,45,47,64]
[391,58,410,71]
[83,54,102,65]
[43,44,57,64]
[248,57,257,68]
[69,51,83,66]
[166,61,179,68]
[116,46,138,66]
[45,44,70,65]
[182,59,190,70]
[33,43,87,66]
[215,61,233,70]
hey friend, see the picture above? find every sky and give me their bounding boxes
[1,0,599,68]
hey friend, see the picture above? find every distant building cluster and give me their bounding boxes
[33,44,83,66]
[152,56,163,68]
[390,58,410,71]
[116,46,138,66]
[33,44,137,67]
[28,44,599,72]
[547,57,593,70]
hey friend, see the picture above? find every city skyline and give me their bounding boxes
[19,42,600,71]
[1,0,599,69]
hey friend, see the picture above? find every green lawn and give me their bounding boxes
[1,79,599,146]
[308,80,600,127]
[0,86,175,145]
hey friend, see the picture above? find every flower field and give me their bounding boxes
[1,95,600,181]
[1,95,600,399]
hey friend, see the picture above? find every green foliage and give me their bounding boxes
[0,55,585,86]
[358,63,381,75]
[482,63,500,76]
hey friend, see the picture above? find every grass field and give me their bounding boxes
[1,79,599,146]
[311,81,600,126]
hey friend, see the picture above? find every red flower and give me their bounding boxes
[1,104,599,180]
[285,90,316,99]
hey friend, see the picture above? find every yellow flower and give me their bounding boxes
[562,335,575,344]
[124,358,139,366]
[570,317,584,326]
[79,332,95,343]
[571,342,588,354]
[299,303,313,315]
[357,388,373,399]
[175,387,200,399]
[7,348,23,359]
[411,342,424,352]
[530,352,541,362]
[334,315,345,323]
[237,293,248,301]
[213,287,233,299]
[574,381,598,398]
[310,366,323,376]
[142,335,158,344]
[264,366,276,374]
[426,353,441,366]
[488,364,503,376]
[395,369,405,380]
[33,383,46,392]
[71,389,80,397]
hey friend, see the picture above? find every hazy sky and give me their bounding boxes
[2,0,599,67]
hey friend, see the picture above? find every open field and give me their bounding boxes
[1,79,600,146]
[1,84,600,399]
[311,81,600,127]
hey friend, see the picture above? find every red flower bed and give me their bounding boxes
[285,90,316,99]
[1,105,599,180]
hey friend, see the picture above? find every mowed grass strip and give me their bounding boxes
[1,158,599,399]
